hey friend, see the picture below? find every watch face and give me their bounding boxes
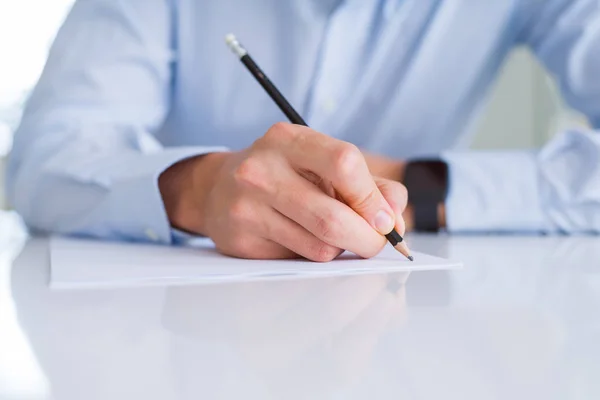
[405,160,449,203]
[405,160,449,232]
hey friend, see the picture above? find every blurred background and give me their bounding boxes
[0,0,75,210]
[0,1,587,211]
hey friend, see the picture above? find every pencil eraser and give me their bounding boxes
[224,33,236,45]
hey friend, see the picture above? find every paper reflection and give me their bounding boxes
[162,273,410,399]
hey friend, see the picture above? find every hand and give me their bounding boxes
[159,122,408,261]
[362,153,448,231]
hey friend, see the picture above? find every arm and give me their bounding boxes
[6,0,409,259]
[6,0,224,243]
[442,0,600,234]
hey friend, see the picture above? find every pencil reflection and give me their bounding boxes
[162,273,410,399]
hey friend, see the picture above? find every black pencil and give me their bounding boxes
[225,34,413,261]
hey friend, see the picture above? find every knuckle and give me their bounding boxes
[251,135,268,150]
[333,143,363,178]
[228,199,254,226]
[314,210,343,242]
[233,157,268,191]
[310,243,340,262]
[354,188,380,212]
[264,122,296,143]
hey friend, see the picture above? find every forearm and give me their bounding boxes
[7,120,225,242]
[6,0,216,242]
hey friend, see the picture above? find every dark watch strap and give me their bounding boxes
[403,160,449,232]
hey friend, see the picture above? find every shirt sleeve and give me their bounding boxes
[443,0,600,234]
[6,0,225,243]
[443,130,600,233]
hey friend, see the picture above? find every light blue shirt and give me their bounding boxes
[7,0,600,243]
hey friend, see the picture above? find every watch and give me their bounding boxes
[403,159,449,232]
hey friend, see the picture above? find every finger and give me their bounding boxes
[215,233,296,260]
[291,136,395,235]
[268,168,387,258]
[225,151,378,258]
[260,207,344,262]
[265,123,396,236]
[374,176,408,236]
[402,204,415,233]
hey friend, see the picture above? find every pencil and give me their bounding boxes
[225,34,413,261]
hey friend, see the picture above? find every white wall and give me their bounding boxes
[0,0,75,210]
[471,48,583,149]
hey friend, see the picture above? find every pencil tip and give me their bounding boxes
[408,255,414,262]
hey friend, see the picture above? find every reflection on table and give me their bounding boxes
[1,212,599,399]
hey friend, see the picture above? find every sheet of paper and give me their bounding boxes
[49,236,462,290]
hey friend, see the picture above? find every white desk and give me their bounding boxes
[1,212,599,400]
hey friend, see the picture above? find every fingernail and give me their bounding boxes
[374,210,395,235]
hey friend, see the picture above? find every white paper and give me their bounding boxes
[49,236,462,290]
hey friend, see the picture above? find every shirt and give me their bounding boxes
[7,0,600,243]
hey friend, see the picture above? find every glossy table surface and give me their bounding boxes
[1,211,599,400]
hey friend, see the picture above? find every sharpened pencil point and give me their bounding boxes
[408,255,414,262]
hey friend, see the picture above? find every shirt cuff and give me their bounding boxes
[442,150,549,233]
[105,147,228,244]
[170,227,203,245]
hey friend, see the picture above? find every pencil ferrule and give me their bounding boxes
[385,230,403,246]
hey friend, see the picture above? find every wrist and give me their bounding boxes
[437,203,447,229]
[363,152,406,181]
[159,152,230,235]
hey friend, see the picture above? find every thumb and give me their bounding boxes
[374,177,408,236]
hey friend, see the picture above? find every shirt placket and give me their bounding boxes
[304,0,382,134]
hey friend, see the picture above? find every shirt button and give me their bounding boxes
[322,98,337,114]
[145,228,160,242]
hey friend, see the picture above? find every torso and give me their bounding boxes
[161,0,524,158]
